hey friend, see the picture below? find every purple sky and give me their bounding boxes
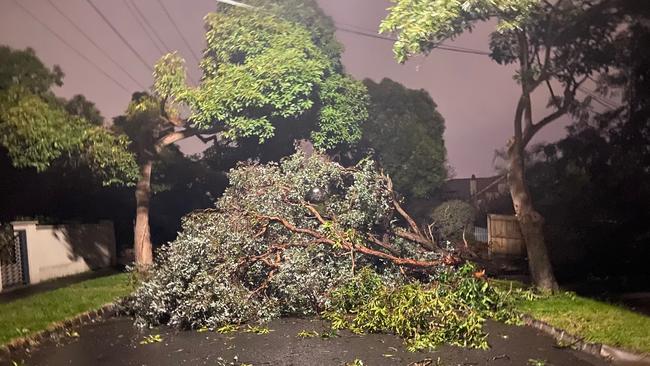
[0,0,571,177]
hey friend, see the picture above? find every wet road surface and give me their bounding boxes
[5,317,610,366]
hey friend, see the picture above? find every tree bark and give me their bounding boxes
[507,141,559,292]
[134,159,153,269]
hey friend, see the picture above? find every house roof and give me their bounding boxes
[441,175,505,201]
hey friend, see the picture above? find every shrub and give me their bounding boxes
[431,200,475,241]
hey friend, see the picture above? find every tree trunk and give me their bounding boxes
[507,142,559,292]
[134,159,153,270]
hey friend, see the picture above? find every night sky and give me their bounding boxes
[0,0,572,177]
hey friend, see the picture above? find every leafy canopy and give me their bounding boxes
[0,46,137,185]
[153,4,368,150]
[361,78,447,198]
[246,0,343,67]
[381,0,632,135]
[380,0,535,63]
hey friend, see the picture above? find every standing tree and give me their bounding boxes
[127,2,368,268]
[525,19,650,278]
[0,46,137,186]
[359,78,447,199]
[380,0,636,290]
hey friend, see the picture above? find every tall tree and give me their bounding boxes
[380,0,634,290]
[0,46,137,186]
[127,2,368,268]
[526,20,650,278]
[359,78,447,199]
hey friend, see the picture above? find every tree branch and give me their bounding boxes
[257,215,457,268]
[522,107,567,147]
[155,126,222,152]
[159,97,186,128]
[522,75,587,147]
[385,175,422,236]
[155,128,197,152]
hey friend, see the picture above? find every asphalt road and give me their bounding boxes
[6,317,610,366]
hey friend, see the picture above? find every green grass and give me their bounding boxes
[493,280,650,354]
[0,273,132,345]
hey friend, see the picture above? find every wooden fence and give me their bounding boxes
[487,214,525,257]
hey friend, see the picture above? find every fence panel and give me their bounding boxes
[487,214,525,257]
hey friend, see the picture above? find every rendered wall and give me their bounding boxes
[9,221,116,285]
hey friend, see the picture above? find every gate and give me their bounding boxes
[487,214,525,257]
[1,230,29,289]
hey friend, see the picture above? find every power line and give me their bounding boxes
[44,0,146,90]
[129,0,200,85]
[215,0,254,8]
[155,0,201,65]
[128,0,173,53]
[123,0,166,55]
[11,0,131,93]
[336,24,623,110]
[578,86,620,109]
[334,25,492,56]
[214,0,624,112]
[334,21,487,54]
[85,0,154,73]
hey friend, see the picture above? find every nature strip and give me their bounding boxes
[522,315,650,365]
[0,302,121,362]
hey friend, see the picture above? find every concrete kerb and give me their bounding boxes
[0,302,122,361]
[523,315,650,365]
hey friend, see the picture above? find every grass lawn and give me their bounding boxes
[0,273,132,345]
[493,280,650,354]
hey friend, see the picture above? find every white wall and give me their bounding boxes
[9,221,116,285]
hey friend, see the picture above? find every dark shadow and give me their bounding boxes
[51,221,117,270]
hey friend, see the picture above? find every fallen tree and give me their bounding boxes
[129,152,523,349]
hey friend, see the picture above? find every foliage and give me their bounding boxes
[0,46,63,95]
[311,74,368,150]
[0,273,131,345]
[245,0,343,66]
[324,264,522,351]
[380,0,640,142]
[63,94,104,126]
[380,0,535,63]
[244,325,272,334]
[528,359,547,366]
[296,330,319,338]
[357,78,447,198]
[0,46,137,185]
[128,152,451,330]
[430,200,475,241]
[112,92,166,160]
[153,3,368,150]
[139,334,163,345]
